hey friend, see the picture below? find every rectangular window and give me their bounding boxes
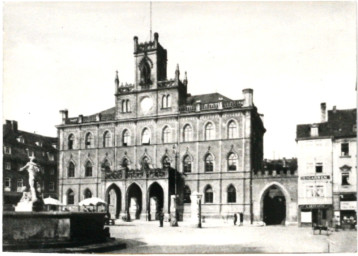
[306,185,314,198]
[315,185,324,197]
[4,178,11,191]
[315,163,323,173]
[342,173,350,186]
[17,179,23,192]
[49,182,55,191]
[5,162,11,170]
[341,143,349,156]
[4,146,11,155]
[310,127,318,137]
[47,152,55,161]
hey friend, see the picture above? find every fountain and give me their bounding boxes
[3,157,109,251]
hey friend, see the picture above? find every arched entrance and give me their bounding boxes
[106,184,121,219]
[127,183,142,220]
[148,182,164,221]
[262,185,286,225]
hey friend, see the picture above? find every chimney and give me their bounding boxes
[60,110,68,124]
[133,36,138,53]
[320,102,326,122]
[11,121,18,132]
[154,32,159,47]
[333,106,337,113]
[242,88,253,107]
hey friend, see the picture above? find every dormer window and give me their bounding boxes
[310,125,318,137]
[17,136,25,143]
[35,141,43,147]
[4,146,11,155]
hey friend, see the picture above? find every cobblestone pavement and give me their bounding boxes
[108,220,357,254]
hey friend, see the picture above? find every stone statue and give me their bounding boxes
[16,156,44,211]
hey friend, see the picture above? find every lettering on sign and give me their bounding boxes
[300,175,330,180]
[301,204,331,209]
[340,201,357,211]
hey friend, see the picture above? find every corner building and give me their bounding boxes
[57,33,265,223]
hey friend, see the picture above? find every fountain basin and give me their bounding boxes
[3,211,108,251]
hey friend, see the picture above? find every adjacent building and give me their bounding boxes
[296,103,357,227]
[57,32,268,223]
[3,120,58,210]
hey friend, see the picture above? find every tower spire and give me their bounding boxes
[150,1,152,41]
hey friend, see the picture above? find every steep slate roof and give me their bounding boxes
[3,122,58,165]
[296,108,357,139]
[186,93,232,104]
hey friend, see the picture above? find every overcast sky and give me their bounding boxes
[3,1,356,159]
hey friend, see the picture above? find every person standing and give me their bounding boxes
[159,209,164,227]
[233,213,238,226]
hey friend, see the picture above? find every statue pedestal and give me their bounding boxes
[170,195,178,227]
[149,197,158,221]
[190,192,203,228]
[129,198,138,220]
[15,201,33,212]
[15,192,44,212]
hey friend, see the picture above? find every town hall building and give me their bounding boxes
[57,33,297,224]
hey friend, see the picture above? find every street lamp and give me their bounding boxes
[170,145,179,227]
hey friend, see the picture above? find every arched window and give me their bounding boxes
[228,121,238,139]
[122,100,126,113]
[142,128,151,145]
[227,185,236,203]
[84,189,92,199]
[184,186,191,203]
[67,189,74,205]
[205,154,214,172]
[139,59,151,85]
[68,162,75,177]
[103,131,111,148]
[85,161,93,177]
[102,159,111,172]
[85,133,93,149]
[126,100,130,112]
[68,134,75,150]
[228,153,238,171]
[183,124,192,142]
[122,129,130,146]
[162,156,171,168]
[167,95,171,108]
[205,122,214,140]
[183,155,192,173]
[162,126,171,143]
[204,185,213,203]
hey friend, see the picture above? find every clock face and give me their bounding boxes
[140,97,153,113]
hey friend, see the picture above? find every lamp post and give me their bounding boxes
[170,145,179,227]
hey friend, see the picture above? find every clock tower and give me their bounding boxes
[115,33,188,120]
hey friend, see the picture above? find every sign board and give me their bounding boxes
[301,211,312,223]
[300,175,330,180]
[300,204,331,209]
[340,201,357,211]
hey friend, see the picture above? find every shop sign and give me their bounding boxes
[300,204,331,209]
[300,175,330,180]
[340,201,357,211]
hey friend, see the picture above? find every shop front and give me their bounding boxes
[299,204,333,227]
[339,193,356,230]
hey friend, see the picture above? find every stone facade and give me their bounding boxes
[56,32,296,224]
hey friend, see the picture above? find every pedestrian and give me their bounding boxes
[159,209,164,227]
[233,213,237,225]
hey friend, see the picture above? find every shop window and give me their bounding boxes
[184,186,191,203]
[315,163,323,173]
[342,172,350,186]
[341,143,349,156]
[183,155,192,173]
[204,185,213,203]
